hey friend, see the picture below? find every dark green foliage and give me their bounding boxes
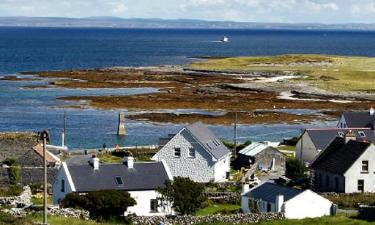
[8,166,21,185]
[222,140,252,152]
[322,193,375,209]
[285,158,307,180]
[0,212,33,225]
[29,182,43,194]
[157,177,207,215]
[0,185,23,197]
[61,190,136,221]
[2,158,17,166]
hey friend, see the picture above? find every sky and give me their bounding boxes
[1,0,375,24]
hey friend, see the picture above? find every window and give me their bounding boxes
[335,177,339,191]
[267,203,272,212]
[150,199,158,212]
[359,131,366,138]
[188,148,195,158]
[362,161,369,172]
[338,132,344,137]
[358,180,365,192]
[326,175,330,188]
[115,176,124,185]
[174,147,181,157]
[61,179,65,193]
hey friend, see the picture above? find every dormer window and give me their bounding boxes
[358,131,366,138]
[362,161,369,173]
[174,147,181,157]
[188,148,195,158]
[338,132,344,137]
[115,176,124,185]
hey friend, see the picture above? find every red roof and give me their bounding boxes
[32,144,59,163]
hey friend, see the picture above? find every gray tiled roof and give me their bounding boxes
[342,111,375,128]
[185,123,231,160]
[306,128,375,150]
[310,138,370,175]
[245,182,303,203]
[67,162,169,192]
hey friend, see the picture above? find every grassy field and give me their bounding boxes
[190,54,375,93]
[194,203,241,216]
[28,214,111,225]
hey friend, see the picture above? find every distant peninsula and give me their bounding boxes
[1,16,375,30]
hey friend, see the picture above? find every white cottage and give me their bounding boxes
[152,123,231,183]
[296,128,375,166]
[241,182,334,219]
[337,109,375,129]
[310,137,375,193]
[53,155,174,216]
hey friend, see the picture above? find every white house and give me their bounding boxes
[296,128,375,166]
[310,137,375,193]
[53,154,174,216]
[241,182,334,219]
[337,108,375,129]
[152,123,231,183]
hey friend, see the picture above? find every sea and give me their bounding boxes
[1,27,375,149]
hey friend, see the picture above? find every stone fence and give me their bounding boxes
[133,213,285,225]
[205,192,241,204]
[0,186,31,207]
[2,207,90,220]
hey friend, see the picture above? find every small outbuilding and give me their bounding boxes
[241,182,335,219]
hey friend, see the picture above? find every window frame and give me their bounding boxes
[362,160,369,173]
[358,131,366,138]
[174,147,181,157]
[115,176,124,185]
[150,199,158,213]
[61,179,65,193]
[188,147,195,158]
[358,180,365,192]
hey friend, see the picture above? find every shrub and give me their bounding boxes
[0,185,23,197]
[61,190,136,221]
[8,166,21,185]
[2,158,17,166]
[0,212,33,225]
[157,177,207,215]
[286,158,307,180]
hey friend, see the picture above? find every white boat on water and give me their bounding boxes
[221,36,229,42]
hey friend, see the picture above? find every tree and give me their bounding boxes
[61,190,136,221]
[157,177,206,215]
[286,158,307,180]
[8,166,21,185]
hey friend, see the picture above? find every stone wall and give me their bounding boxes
[0,167,58,187]
[0,132,39,162]
[358,205,375,221]
[205,192,240,204]
[132,213,285,225]
[2,207,90,220]
[0,186,31,207]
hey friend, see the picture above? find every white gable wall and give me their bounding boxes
[284,190,332,219]
[52,163,75,205]
[337,116,347,128]
[153,129,216,182]
[214,154,231,182]
[344,145,375,193]
[296,132,320,165]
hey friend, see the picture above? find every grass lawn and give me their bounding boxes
[277,145,296,151]
[190,54,375,93]
[195,203,241,216]
[28,214,114,225]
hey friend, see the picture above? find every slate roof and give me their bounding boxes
[185,123,231,160]
[245,182,304,203]
[305,128,375,150]
[342,111,375,128]
[310,138,371,175]
[67,162,169,192]
[239,142,269,156]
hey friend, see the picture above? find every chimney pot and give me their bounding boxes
[123,152,134,169]
[90,155,100,170]
[370,108,375,116]
[345,130,356,143]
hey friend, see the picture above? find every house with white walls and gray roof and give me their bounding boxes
[241,182,334,219]
[337,109,375,129]
[296,128,375,165]
[53,154,174,216]
[152,123,231,183]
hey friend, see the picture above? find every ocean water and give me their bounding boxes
[0,27,373,149]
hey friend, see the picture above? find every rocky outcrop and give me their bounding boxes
[0,186,31,207]
[132,213,285,225]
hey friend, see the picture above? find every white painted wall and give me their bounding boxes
[241,196,250,213]
[152,129,220,183]
[296,132,320,165]
[337,116,347,128]
[126,190,173,216]
[344,145,375,193]
[52,163,75,205]
[214,154,231,182]
[284,190,332,219]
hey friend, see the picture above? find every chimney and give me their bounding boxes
[242,183,250,194]
[370,108,375,116]
[90,155,100,170]
[345,130,356,143]
[275,193,284,213]
[123,152,134,169]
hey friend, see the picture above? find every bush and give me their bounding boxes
[2,158,17,166]
[322,193,375,209]
[29,182,43,194]
[8,166,21,185]
[157,177,207,215]
[0,185,23,197]
[61,190,136,221]
[286,158,307,180]
[0,212,33,225]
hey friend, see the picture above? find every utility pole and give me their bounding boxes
[233,111,238,159]
[41,131,48,225]
[117,112,126,136]
[61,111,66,147]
